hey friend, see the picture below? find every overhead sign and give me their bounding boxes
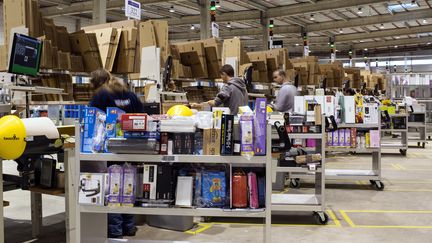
[211,22,219,38]
[125,0,141,20]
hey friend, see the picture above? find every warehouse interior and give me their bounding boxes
[0,0,432,243]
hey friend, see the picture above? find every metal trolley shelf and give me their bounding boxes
[381,113,409,155]
[71,125,274,243]
[407,111,427,148]
[271,121,328,224]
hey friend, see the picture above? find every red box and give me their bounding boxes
[121,114,148,131]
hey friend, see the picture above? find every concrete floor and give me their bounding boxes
[3,142,432,243]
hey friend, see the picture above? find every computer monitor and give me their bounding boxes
[8,33,42,77]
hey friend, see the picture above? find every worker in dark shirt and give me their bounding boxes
[89,69,142,239]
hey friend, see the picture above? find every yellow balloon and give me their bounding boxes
[166,105,193,117]
[0,115,27,160]
[266,106,273,113]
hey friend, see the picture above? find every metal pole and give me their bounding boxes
[92,0,107,25]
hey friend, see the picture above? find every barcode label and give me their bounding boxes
[161,155,177,163]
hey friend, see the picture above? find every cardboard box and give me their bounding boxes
[70,55,85,72]
[56,26,71,52]
[203,129,221,155]
[81,107,105,153]
[114,28,138,73]
[0,46,7,71]
[178,41,208,78]
[343,96,356,124]
[79,173,106,205]
[3,0,26,49]
[222,38,249,76]
[203,38,222,79]
[121,114,148,131]
[57,51,72,70]
[52,47,59,69]
[82,19,140,31]
[69,31,103,72]
[86,28,121,72]
[40,39,53,69]
[25,0,43,38]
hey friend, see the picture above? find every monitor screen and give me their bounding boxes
[8,33,42,77]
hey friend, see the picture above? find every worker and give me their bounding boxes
[203,64,248,115]
[269,70,297,113]
[89,68,142,239]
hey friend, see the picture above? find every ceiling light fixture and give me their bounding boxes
[394,45,398,48]
[310,14,315,21]
[216,1,221,8]
[380,24,385,29]
[295,43,300,46]
[364,48,368,51]
[427,42,431,45]
[423,19,428,24]
[169,6,175,13]
[339,29,343,33]
[357,7,363,14]
[190,25,195,30]
[227,22,231,28]
[56,5,63,10]
[395,36,400,39]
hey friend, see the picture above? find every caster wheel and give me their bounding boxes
[399,149,407,156]
[314,211,329,225]
[418,142,421,147]
[422,143,426,148]
[370,180,385,191]
[290,178,300,189]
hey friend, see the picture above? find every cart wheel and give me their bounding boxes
[314,211,329,225]
[289,178,300,189]
[418,142,421,147]
[371,180,385,191]
[399,149,407,156]
[422,142,426,148]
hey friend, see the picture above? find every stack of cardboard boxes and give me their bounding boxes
[361,70,386,90]
[344,68,362,89]
[246,48,291,83]
[291,56,321,86]
[319,62,344,88]
[222,38,250,77]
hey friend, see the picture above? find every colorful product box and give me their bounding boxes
[81,107,105,153]
[254,98,267,156]
[106,107,125,139]
[350,128,357,148]
[78,173,106,206]
[344,129,351,147]
[201,171,226,208]
[122,164,137,206]
[240,114,254,157]
[332,130,339,146]
[121,113,148,131]
[143,164,157,200]
[338,129,345,147]
[221,114,235,155]
[369,130,380,148]
[107,165,123,206]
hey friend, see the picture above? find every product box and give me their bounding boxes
[363,103,379,124]
[143,164,157,200]
[106,107,125,139]
[369,130,380,148]
[173,133,195,154]
[338,129,345,147]
[254,98,267,155]
[201,171,226,208]
[240,114,254,157]
[122,164,136,206]
[365,132,370,148]
[350,128,357,148]
[81,107,105,153]
[332,130,339,146]
[327,132,333,146]
[344,129,351,147]
[203,129,221,155]
[107,165,123,206]
[79,173,105,206]
[159,132,169,155]
[343,96,356,124]
[121,113,148,131]
[175,176,194,207]
[324,96,335,116]
[156,164,175,202]
[221,114,235,155]
[123,131,160,139]
[294,96,305,115]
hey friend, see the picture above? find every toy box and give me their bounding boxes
[240,114,254,157]
[121,113,148,131]
[107,165,123,206]
[81,107,105,153]
[143,164,158,200]
[201,171,226,208]
[106,107,125,139]
[254,98,267,155]
[122,164,137,206]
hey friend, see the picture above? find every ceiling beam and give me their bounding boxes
[353,36,432,49]
[242,0,268,12]
[40,0,176,17]
[332,10,350,22]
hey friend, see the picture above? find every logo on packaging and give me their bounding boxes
[3,134,20,141]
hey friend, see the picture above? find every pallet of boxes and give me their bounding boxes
[361,70,387,91]
[344,68,362,89]
[319,61,345,89]
[290,56,322,90]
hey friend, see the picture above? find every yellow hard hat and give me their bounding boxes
[266,106,273,113]
[166,105,193,117]
[0,115,27,160]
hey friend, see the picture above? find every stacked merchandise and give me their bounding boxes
[79,99,269,211]
[291,56,322,86]
[319,62,344,88]
[326,128,380,149]
[246,48,292,83]
[344,68,362,89]
[64,105,86,119]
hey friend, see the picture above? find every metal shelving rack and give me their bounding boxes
[407,111,427,148]
[71,125,272,243]
[381,113,409,155]
[271,121,328,224]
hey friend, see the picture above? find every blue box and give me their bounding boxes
[106,107,125,139]
[81,107,105,153]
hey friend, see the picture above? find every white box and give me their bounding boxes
[363,103,379,124]
[294,96,305,115]
[324,96,335,116]
[79,173,105,206]
[143,165,157,200]
[314,96,325,114]
[343,96,356,124]
[175,176,194,207]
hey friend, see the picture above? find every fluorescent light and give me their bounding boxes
[394,45,398,48]
[388,1,418,12]
[295,43,299,46]
[380,24,385,29]
[216,0,221,8]
[227,22,231,28]
[357,7,363,14]
[364,48,368,51]
[360,40,364,43]
[169,6,175,13]
[310,14,315,21]
[427,42,431,45]
[423,19,428,24]
[395,36,400,39]
[56,5,63,10]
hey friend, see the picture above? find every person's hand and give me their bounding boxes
[207,100,216,107]
[190,103,201,109]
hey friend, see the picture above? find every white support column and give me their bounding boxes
[351,49,356,67]
[199,0,211,39]
[75,19,82,32]
[93,0,107,25]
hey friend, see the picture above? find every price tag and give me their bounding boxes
[308,163,316,171]
[161,155,178,163]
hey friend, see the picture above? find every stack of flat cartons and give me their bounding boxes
[202,38,223,79]
[222,38,250,77]
[344,68,362,89]
[69,31,103,72]
[85,28,121,72]
[176,41,208,78]
[247,51,269,82]
[291,56,320,86]
[319,62,344,88]
[171,45,192,79]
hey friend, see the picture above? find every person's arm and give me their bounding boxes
[212,84,232,107]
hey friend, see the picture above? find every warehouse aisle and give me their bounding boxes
[3,143,432,243]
